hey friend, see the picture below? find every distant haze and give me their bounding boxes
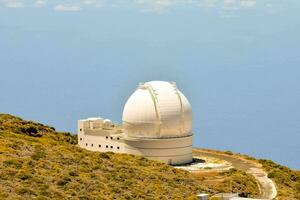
[0,0,299,169]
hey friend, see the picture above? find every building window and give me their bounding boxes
[80,138,82,141]
[91,144,93,147]
[110,137,113,140]
[99,144,101,148]
[86,143,88,146]
[106,136,108,139]
[117,137,120,140]
[110,146,113,149]
[117,147,120,149]
[80,128,82,131]
[106,145,108,148]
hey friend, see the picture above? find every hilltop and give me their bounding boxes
[0,114,208,199]
[0,114,299,199]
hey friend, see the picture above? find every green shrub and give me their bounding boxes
[18,124,42,137]
[99,153,110,159]
[57,177,71,186]
[31,146,46,160]
[3,159,23,168]
[295,182,300,192]
[17,171,32,180]
[68,171,78,176]
[224,150,233,155]
[17,188,36,195]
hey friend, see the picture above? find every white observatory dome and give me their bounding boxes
[122,81,192,139]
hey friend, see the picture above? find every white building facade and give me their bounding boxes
[78,81,193,165]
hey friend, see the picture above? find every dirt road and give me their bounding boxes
[193,149,277,199]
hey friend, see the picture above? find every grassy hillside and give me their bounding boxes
[0,114,277,199]
[236,153,300,200]
[0,114,212,200]
[259,159,300,200]
[194,168,259,198]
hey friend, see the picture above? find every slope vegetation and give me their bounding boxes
[0,114,207,200]
[259,159,300,200]
[203,149,300,200]
[1,114,279,200]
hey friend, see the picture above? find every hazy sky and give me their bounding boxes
[1,0,300,169]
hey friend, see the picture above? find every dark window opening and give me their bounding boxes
[110,146,113,149]
[106,145,108,148]
[106,136,108,139]
[86,143,88,146]
[110,137,113,140]
[117,147,120,149]
[91,144,93,147]
[80,138,82,141]
[99,144,101,147]
[80,128,82,131]
[117,137,120,140]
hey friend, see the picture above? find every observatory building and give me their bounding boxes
[78,81,193,165]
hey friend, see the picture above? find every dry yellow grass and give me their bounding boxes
[0,114,265,199]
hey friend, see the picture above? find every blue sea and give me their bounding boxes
[0,0,299,169]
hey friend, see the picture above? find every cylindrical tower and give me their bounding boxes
[122,81,193,165]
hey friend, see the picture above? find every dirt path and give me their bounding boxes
[193,149,277,199]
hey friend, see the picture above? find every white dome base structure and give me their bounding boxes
[78,81,194,165]
[123,135,193,165]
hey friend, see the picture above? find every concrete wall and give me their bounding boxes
[78,118,193,165]
[78,133,124,153]
[78,119,124,153]
[123,135,193,165]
